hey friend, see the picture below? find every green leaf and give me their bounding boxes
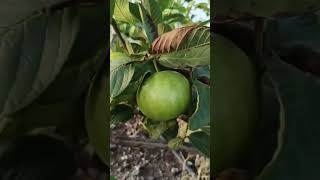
[142,0,163,25]
[192,66,210,79]
[129,2,142,22]
[0,3,107,118]
[113,0,137,24]
[0,7,79,117]
[188,131,209,157]
[111,60,155,106]
[37,48,106,104]
[110,52,133,71]
[151,25,210,68]
[257,56,320,180]
[157,0,173,11]
[110,64,135,100]
[110,51,137,100]
[214,0,320,18]
[158,45,209,68]
[110,176,117,180]
[163,13,186,24]
[111,104,133,124]
[189,80,210,130]
[199,20,210,26]
[110,77,142,106]
[138,4,158,45]
[110,0,116,21]
[201,126,210,135]
[196,3,210,13]
[85,71,108,166]
[131,59,156,81]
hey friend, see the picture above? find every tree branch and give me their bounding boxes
[160,136,196,179]
[111,18,129,54]
[111,136,199,154]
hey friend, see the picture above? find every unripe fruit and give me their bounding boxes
[137,70,191,121]
[85,71,108,166]
[212,34,258,173]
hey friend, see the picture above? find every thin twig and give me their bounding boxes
[111,18,129,54]
[111,136,199,154]
[160,136,197,179]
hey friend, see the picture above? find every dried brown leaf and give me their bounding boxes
[151,25,199,54]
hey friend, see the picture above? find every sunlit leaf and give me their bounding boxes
[113,0,137,24]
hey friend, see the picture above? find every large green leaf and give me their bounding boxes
[85,71,108,166]
[113,0,137,24]
[111,60,155,106]
[188,80,210,130]
[129,2,142,22]
[110,52,136,101]
[0,7,78,117]
[138,4,158,45]
[142,0,163,25]
[214,0,320,18]
[37,48,106,104]
[158,44,209,68]
[110,52,133,71]
[110,64,135,100]
[151,25,210,68]
[157,0,173,11]
[189,131,209,157]
[0,2,107,118]
[257,56,320,180]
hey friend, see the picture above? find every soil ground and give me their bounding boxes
[110,117,210,180]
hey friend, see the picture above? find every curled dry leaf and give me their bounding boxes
[151,25,206,54]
